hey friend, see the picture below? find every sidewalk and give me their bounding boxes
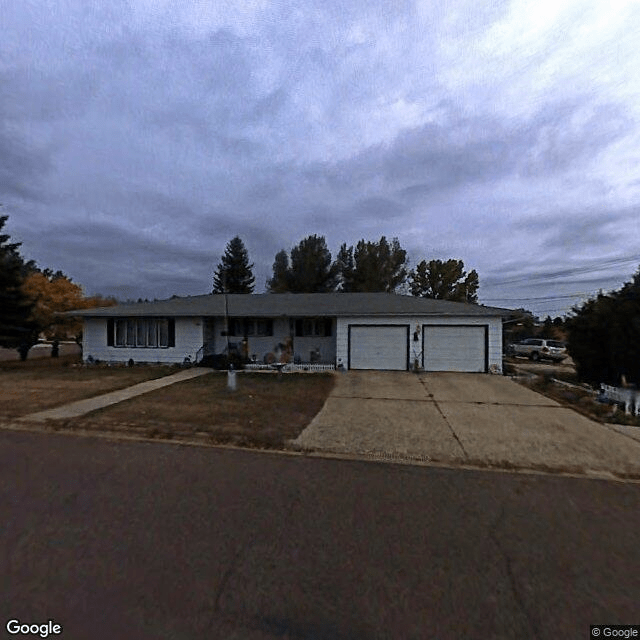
[18,368,213,422]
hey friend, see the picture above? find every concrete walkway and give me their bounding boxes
[18,368,213,422]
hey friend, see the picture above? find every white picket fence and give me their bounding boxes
[600,384,640,415]
[244,363,335,373]
[283,363,335,372]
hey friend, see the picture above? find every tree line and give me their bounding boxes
[5,212,635,385]
[213,233,480,302]
[213,234,640,387]
[0,215,116,359]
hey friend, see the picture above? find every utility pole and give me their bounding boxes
[223,272,229,354]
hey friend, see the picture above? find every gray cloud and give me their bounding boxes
[517,101,632,177]
[516,206,639,253]
[1,0,639,316]
[31,218,214,298]
[348,196,407,220]
[0,129,51,201]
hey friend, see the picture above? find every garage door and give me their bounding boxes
[349,325,408,370]
[423,325,487,372]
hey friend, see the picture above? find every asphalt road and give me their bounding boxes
[1,431,639,640]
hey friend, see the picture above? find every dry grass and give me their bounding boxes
[61,371,336,449]
[520,374,640,426]
[0,355,180,419]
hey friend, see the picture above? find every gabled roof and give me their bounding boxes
[69,293,512,318]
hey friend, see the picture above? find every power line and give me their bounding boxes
[482,293,594,302]
[485,255,640,286]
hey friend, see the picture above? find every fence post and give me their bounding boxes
[227,364,237,391]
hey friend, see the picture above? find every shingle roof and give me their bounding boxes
[69,292,512,318]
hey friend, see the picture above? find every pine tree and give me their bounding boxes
[335,243,355,290]
[267,250,292,293]
[409,259,479,303]
[567,268,640,385]
[267,235,338,293]
[336,236,407,292]
[289,235,338,292]
[212,236,255,294]
[0,215,37,353]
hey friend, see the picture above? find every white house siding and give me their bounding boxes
[83,317,204,364]
[83,317,107,358]
[84,312,501,370]
[208,317,336,363]
[336,316,503,372]
[293,336,336,364]
[209,317,290,362]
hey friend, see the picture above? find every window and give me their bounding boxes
[115,319,127,346]
[136,320,146,346]
[227,318,273,337]
[295,318,332,337]
[109,318,174,348]
[147,321,158,347]
[302,319,314,336]
[158,319,170,346]
[256,320,272,336]
[127,321,136,347]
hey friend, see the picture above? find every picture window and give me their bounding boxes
[111,318,173,348]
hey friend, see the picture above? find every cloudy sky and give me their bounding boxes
[2,0,639,317]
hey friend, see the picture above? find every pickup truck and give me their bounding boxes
[508,338,568,362]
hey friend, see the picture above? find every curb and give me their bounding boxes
[2,420,639,484]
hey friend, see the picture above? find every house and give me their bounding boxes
[71,292,511,372]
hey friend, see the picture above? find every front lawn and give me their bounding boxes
[58,372,335,449]
[0,355,180,419]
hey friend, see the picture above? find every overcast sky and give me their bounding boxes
[2,0,639,317]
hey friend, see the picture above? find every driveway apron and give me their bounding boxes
[293,371,640,477]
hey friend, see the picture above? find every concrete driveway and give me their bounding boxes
[293,371,640,478]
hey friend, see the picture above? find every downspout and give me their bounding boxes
[224,291,229,355]
[289,315,294,362]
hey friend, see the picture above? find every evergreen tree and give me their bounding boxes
[409,258,479,303]
[335,243,355,289]
[0,215,37,354]
[567,268,640,385]
[268,235,338,293]
[212,236,255,294]
[267,250,292,293]
[336,236,407,292]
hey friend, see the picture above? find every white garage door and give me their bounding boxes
[423,325,487,372]
[349,325,408,370]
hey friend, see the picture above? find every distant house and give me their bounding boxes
[70,292,511,372]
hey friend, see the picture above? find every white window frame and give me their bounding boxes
[229,318,273,337]
[113,318,170,348]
